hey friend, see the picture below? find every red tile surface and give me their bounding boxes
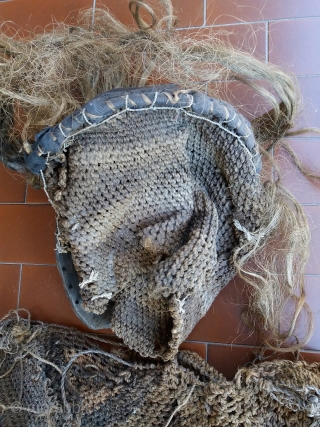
[0,0,93,33]
[207,344,258,380]
[295,77,320,133]
[179,341,207,359]
[171,0,204,28]
[304,276,320,351]
[0,205,56,264]
[97,0,204,28]
[206,0,320,25]
[209,80,272,121]
[188,277,258,346]
[304,206,320,275]
[183,22,266,60]
[25,186,50,204]
[0,163,26,203]
[217,23,266,60]
[208,343,320,379]
[0,263,21,318]
[279,275,320,352]
[300,351,320,364]
[274,139,320,205]
[19,265,113,334]
[269,18,320,75]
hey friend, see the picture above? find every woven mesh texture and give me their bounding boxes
[1,315,320,427]
[41,87,265,360]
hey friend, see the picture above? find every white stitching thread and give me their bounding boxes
[40,93,258,173]
[150,91,159,108]
[186,94,194,109]
[82,109,93,125]
[58,123,69,138]
[222,112,236,124]
[183,110,256,170]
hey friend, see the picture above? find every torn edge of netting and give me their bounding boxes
[1,310,320,426]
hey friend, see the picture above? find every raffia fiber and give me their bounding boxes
[0,312,320,427]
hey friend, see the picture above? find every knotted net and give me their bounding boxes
[0,312,319,427]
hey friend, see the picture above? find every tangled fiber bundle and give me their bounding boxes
[0,312,320,426]
[0,2,299,159]
[0,1,315,352]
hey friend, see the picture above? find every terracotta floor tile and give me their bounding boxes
[218,23,266,60]
[300,351,320,363]
[0,205,56,264]
[19,264,112,334]
[25,186,50,204]
[207,345,301,380]
[97,0,204,28]
[0,163,26,203]
[281,275,320,352]
[0,263,21,318]
[206,0,320,25]
[274,139,320,205]
[184,22,265,61]
[96,0,141,26]
[179,341,206,359]
[188,276,259,346]
[96,0,134,26]
[269,18,320,76]
[207,344,258,380]
[209,80,272,121]
[188,247,320,347]
[294,77,320,134]
[304,206,320,275]
[0,0,93,33]
[304,276,320,351]
[171,0,204,28]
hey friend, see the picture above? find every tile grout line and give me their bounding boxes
[203,0,207,27]
[185,340,259,347]
[0,262,57,266]
[0,202,50,205]
[283,136,320,140]
[16,264,23,310]
[186,340,320,353]
[185,15,320,29]
[176,16,320,33]
[2,262,320,275]
[300,349,320,354]
[298,74,320,78]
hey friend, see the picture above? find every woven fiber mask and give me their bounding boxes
[25,84,266,360]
